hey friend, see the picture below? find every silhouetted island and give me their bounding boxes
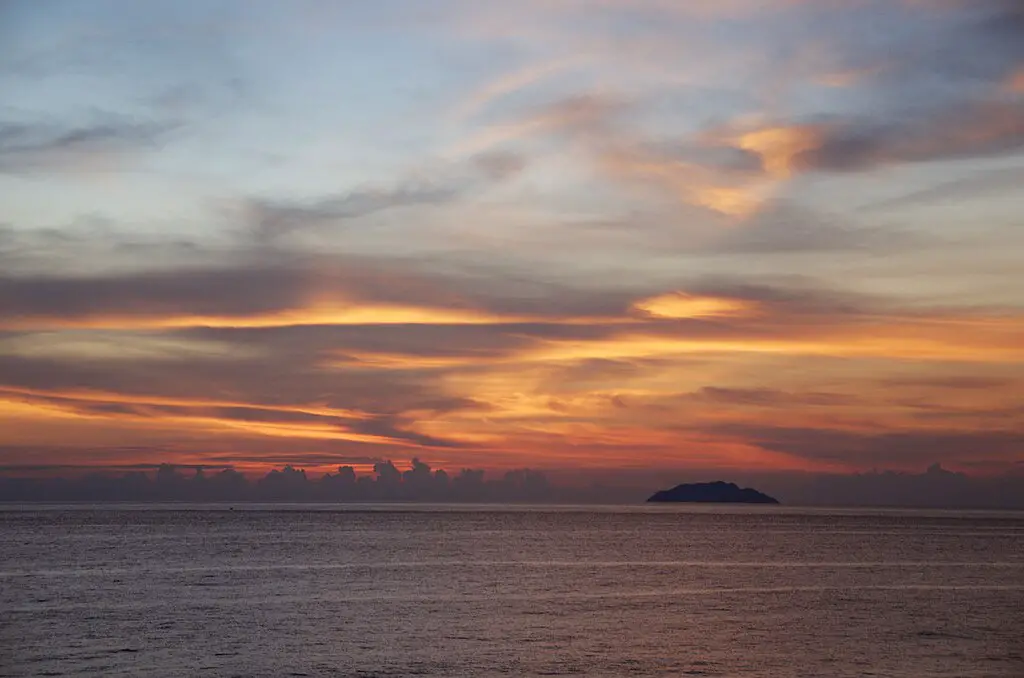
[647,481,779,504]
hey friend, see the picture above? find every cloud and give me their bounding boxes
[0,264,308,327]
[0,117,178,173]
[6,456,1024,508]
[877,1,1024,90]
[439,2,1024,223]
[723,2,1024,176]
[0,362,472,452]
[451,55,589,123]
[248,151,527,243]
[0,244,659,330]
[451,93,621,157]
[0,342,464,416]
[789,101,1024,173]
[596,139,767,218]
[709,423,1024,469]
[683,95,1024,183]
[454,93,774,217]
[0,330,258,362]
[709,202,922,254]
[539,2,1024,205]
[0,457,558,502]
[0,222,208,277]
[693,387,856,408]
[879,376,1016,391]
[8,250,1013,367]
[862,167,1024,212]
[249,182,463,243]
[632,292,752,319]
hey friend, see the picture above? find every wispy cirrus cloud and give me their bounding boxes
[247,151,526,243]
[0,117,178,174]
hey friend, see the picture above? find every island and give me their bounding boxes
[647,481,779,504]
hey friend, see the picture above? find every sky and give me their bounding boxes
[1,0,1023,480]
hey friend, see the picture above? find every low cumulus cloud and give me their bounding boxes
[0,458,556,503]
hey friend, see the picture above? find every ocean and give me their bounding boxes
[2,504,1022,677]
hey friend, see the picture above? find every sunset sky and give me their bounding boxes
[1,0,1023,479]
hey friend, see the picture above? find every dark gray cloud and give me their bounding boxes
[353,415,468,449]
[0,247,650,326]
[3,457,1023,507]
[796,1,1023,96]
[787,1,1024,173]
[681,276,880,317]
[875,1,1024,90]
[0,457,557,502]
[709,423,1024,468]
[0,265,308,320]
[203,454,384,467]
[775,463,1024,509]
[0,446,174,471]
[791,100,1024,173]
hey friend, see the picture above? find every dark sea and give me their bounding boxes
[2,504,1023,678]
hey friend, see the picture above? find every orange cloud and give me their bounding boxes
[4,271,1024,474]
[0,386,373,421]
[597,143,765,218]
[514,315,1024,365]
[0,302,544,331]
[730,125,826,178]
[0,392,420,449]
[633,292,753,319]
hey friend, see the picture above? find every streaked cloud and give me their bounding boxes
[0,117,178,174]
[248,151,526,243]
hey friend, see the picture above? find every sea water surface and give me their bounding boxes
[1,504,1022,677]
